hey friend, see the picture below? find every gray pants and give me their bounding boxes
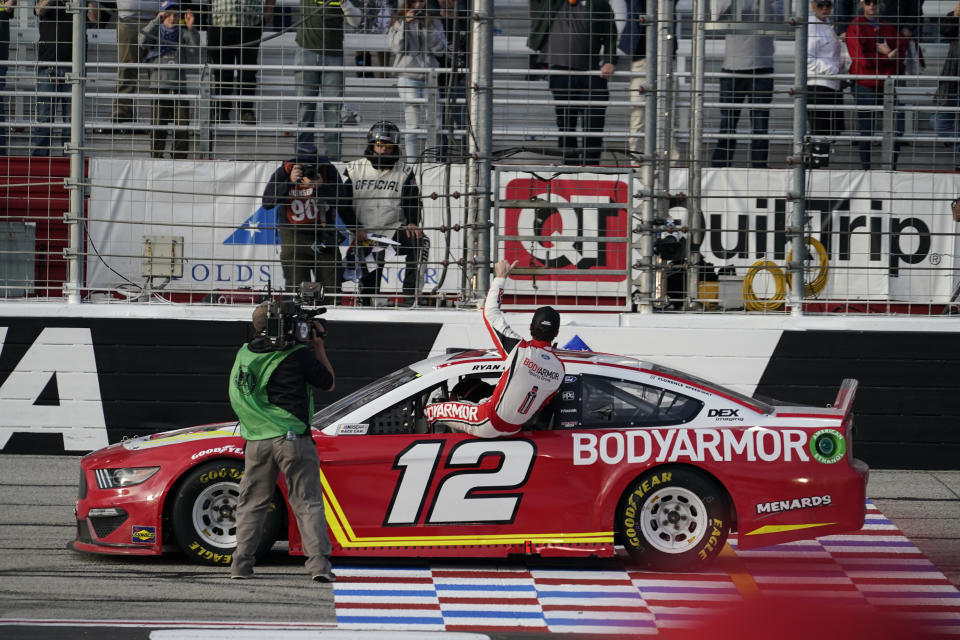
[232,434,332,577]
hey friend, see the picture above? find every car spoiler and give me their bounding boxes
[832,378,858,418]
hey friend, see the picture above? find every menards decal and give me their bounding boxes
[572,428,816,465]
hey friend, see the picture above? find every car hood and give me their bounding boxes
[120,422,242,451]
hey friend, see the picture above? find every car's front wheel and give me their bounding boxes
[618,466,729,570]
[170,460,282,566]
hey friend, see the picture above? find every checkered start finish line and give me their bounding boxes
[332,501,960,635]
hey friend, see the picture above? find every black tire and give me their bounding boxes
[617,465,729,571]
[170,460,282,566]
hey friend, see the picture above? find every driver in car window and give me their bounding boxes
[424,259,565,437]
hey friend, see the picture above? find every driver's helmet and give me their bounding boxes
[367,120,401,146]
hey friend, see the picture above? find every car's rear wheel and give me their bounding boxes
[170,460,282,566]
[617,466,729,570]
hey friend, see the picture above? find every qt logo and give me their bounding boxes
[502,178,628,282]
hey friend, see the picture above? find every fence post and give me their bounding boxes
[466,0,494,300]
[63,0,86,304]
[788,0,808,316]
[881,78,896,170]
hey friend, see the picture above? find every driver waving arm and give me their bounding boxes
[424,260,565,438]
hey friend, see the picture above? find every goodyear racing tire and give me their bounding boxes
[170,460,282,566]
[617,466,729,571]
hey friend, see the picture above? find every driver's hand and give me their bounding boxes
[494,259,518,278]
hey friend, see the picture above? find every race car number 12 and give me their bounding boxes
[385,440,536,526]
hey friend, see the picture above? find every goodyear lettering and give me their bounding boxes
[756,494,832,515]
[425,403,479,422]
[698,518,725,560]
[191,445,244,460]
[521,357,561,381]
[188,541,231,565]
[624,471,672,548]
[573,428,810,465]
[199,467,243,483]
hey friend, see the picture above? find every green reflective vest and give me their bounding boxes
[228,344,315,440]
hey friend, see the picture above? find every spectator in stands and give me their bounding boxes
[880,0,922,37]
[351,0,392,77]
[620,0,679,162]
[846,0,907,170]
[139,0,200,158]
[807,0,848,158]
[208,0,275,125]
[527,0,618,166]
[343,120,428,306]
[388,0,446,162]
[32,0,99,157]
[111,0,161,128]
[0,0,15,155]
[262,142,357,295]
[710,0,783,169]
[294,0,361,160]
[932,2,960,169]
[436,0,469,162]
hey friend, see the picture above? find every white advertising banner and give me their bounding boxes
[88,158,284,292]
[87,160,960,303]
[698,169,960,303]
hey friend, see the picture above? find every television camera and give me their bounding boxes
[265,282,328,349]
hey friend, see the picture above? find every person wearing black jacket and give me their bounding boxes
[262,142,358,296]
[436,0,469,161]
[32,0,98,156]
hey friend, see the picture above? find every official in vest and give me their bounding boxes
[424,259,566,437]
[262,142,357,294]
[343,120,428,306]
[228,302,336,582]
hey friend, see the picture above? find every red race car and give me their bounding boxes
[71,349,868,571]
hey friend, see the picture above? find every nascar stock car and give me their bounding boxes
[71,348,868,571]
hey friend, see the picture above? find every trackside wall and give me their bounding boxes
[0,305,956,469]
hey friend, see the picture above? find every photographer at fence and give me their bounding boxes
[228,302,336,583]
[262,142,358,296]
[932,3,960,170]
[807,0,849,159]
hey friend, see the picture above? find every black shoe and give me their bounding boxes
[240,110,257,126]
[312,569,336,583]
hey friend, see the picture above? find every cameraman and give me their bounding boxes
[263,143,358,296]
[228,303,336,583]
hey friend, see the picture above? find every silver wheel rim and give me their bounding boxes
[639,486,709,555]
[191,480,239,548]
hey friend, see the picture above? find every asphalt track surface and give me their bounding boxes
[1,455,958,640]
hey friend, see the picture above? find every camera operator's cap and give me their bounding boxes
[531,306,560,336]
[252,302,269,332]
[160,0,179,10]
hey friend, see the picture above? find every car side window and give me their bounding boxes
[366,383,447,435]
[580,375,702,428]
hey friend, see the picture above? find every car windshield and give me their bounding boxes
[311,367,419,427]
